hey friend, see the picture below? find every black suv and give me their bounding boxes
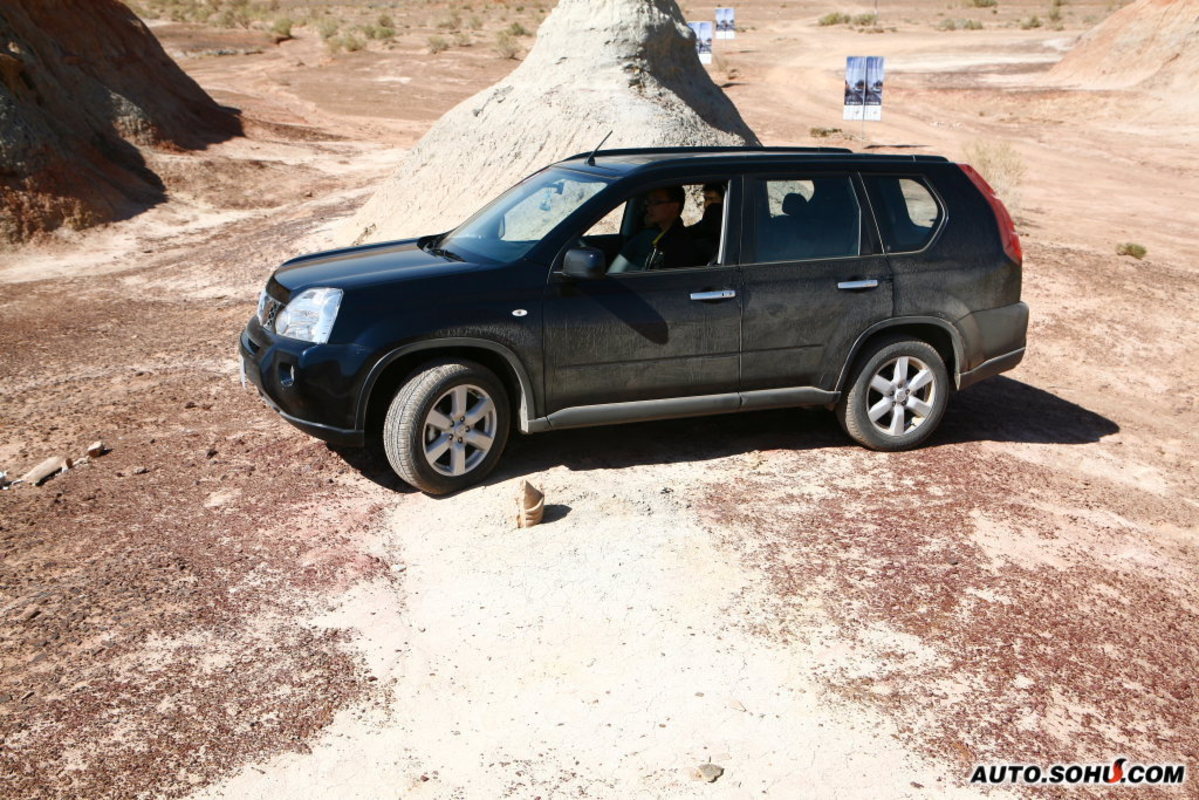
[240,147,1027,494]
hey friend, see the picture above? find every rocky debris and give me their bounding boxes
[0,471,8,489]
[0,0,241,243]
[694,763,725,783]
[86,441,108,458]
[339,0,758,245]
[517,480,545,528]
[18,456,72,486]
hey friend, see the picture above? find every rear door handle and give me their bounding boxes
[837,279,880,291]
[690,289,736,301]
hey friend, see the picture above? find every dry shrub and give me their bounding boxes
[494,30,520,59]
[1116,242,1147,259]
[428,35,450,54]
[819,11,851,25]
[963,140,1026,214]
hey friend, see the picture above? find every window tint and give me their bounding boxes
[752,176,861,262]
[865,176,942,253]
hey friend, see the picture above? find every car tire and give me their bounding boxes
[837,336,949,451]
[382,360,510,495]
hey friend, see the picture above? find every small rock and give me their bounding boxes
[17,606,40,622]
[86,441,107,458]
[0,472,8,489]
[20,456,71,486]
[132,466,149,475]
[695,763,724,783]
[390,563,407,573]
[516,480,544,528]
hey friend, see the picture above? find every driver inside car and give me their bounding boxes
[608,186,703,273]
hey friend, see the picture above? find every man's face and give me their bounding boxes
[644,189,682,228]
[702,190,722,209]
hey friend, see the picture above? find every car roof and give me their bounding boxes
[557,146,951,175]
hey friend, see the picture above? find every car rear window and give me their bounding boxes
[863,176,942,253]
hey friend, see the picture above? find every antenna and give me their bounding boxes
[585,131,614,166]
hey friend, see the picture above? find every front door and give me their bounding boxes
[542,265,742,413]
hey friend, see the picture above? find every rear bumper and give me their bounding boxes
[239,318,367,447]
[958,346,1025,390]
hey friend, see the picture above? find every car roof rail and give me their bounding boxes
[562,145,855,161]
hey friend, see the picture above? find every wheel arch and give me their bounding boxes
[356,339,536,439]
[835,317,964,392]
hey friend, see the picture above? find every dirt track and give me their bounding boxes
[2,2,1197,798]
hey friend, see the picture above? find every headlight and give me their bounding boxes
[274,287,343,344]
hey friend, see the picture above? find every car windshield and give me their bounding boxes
[438,167,612,263]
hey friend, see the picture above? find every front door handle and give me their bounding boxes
[690,289,737,301]
[837,279,880,291]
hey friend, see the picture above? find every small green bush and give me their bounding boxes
[453,31,473,47]
[1020,15,1042,28]
[271,17,293,38]
[377,14,393,28]
[963,18,984,29]
[819,12,852,25]
[810,126,844,138]
[436,13,462,30]
[339,34,364,52]
[468,15,483,30]
[1116,243,1147,259]
[970,0,998,7]
[852,13,878,25]
[506,21,532,36]
[318,19,339,40]
[428,35,450,53]
[938,18,958,30]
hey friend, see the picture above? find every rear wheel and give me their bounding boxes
[382,360,510,494]
[837,337,949,451]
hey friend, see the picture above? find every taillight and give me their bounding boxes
[958,163,1022,266]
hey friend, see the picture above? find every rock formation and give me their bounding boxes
[340,0,758,245]
[0,0,241,243]
[1050,0,1199,91]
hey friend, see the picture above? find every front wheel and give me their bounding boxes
[836,337,949,451]
[382,360,510,494]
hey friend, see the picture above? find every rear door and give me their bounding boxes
[738,170,893,392]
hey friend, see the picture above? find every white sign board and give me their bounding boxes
[843,56,885,121]
[688,21,714,64]
[716,7,736,39]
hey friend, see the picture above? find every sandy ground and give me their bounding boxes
[2,1,1198,798]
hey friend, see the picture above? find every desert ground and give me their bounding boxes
[2,0,1197,798]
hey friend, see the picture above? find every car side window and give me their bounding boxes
[863,175,942,253]
[751,176,861,262]
[578,181,729,274]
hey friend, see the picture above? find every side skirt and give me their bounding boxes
[526,387,841,433]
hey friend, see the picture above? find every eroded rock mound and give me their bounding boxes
[0,0,241,243]
[341,0,758,245]
[1051,0,1199,90]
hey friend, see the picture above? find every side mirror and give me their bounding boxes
[562,247,606,279]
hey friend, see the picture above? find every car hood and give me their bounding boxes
[270,238,482,295]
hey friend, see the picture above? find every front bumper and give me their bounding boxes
[239,317,369,447]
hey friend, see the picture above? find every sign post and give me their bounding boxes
[843,56,886,138]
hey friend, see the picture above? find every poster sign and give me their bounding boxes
[688,21,714,64]
[716,7,736,39]
[843,56,885,121]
